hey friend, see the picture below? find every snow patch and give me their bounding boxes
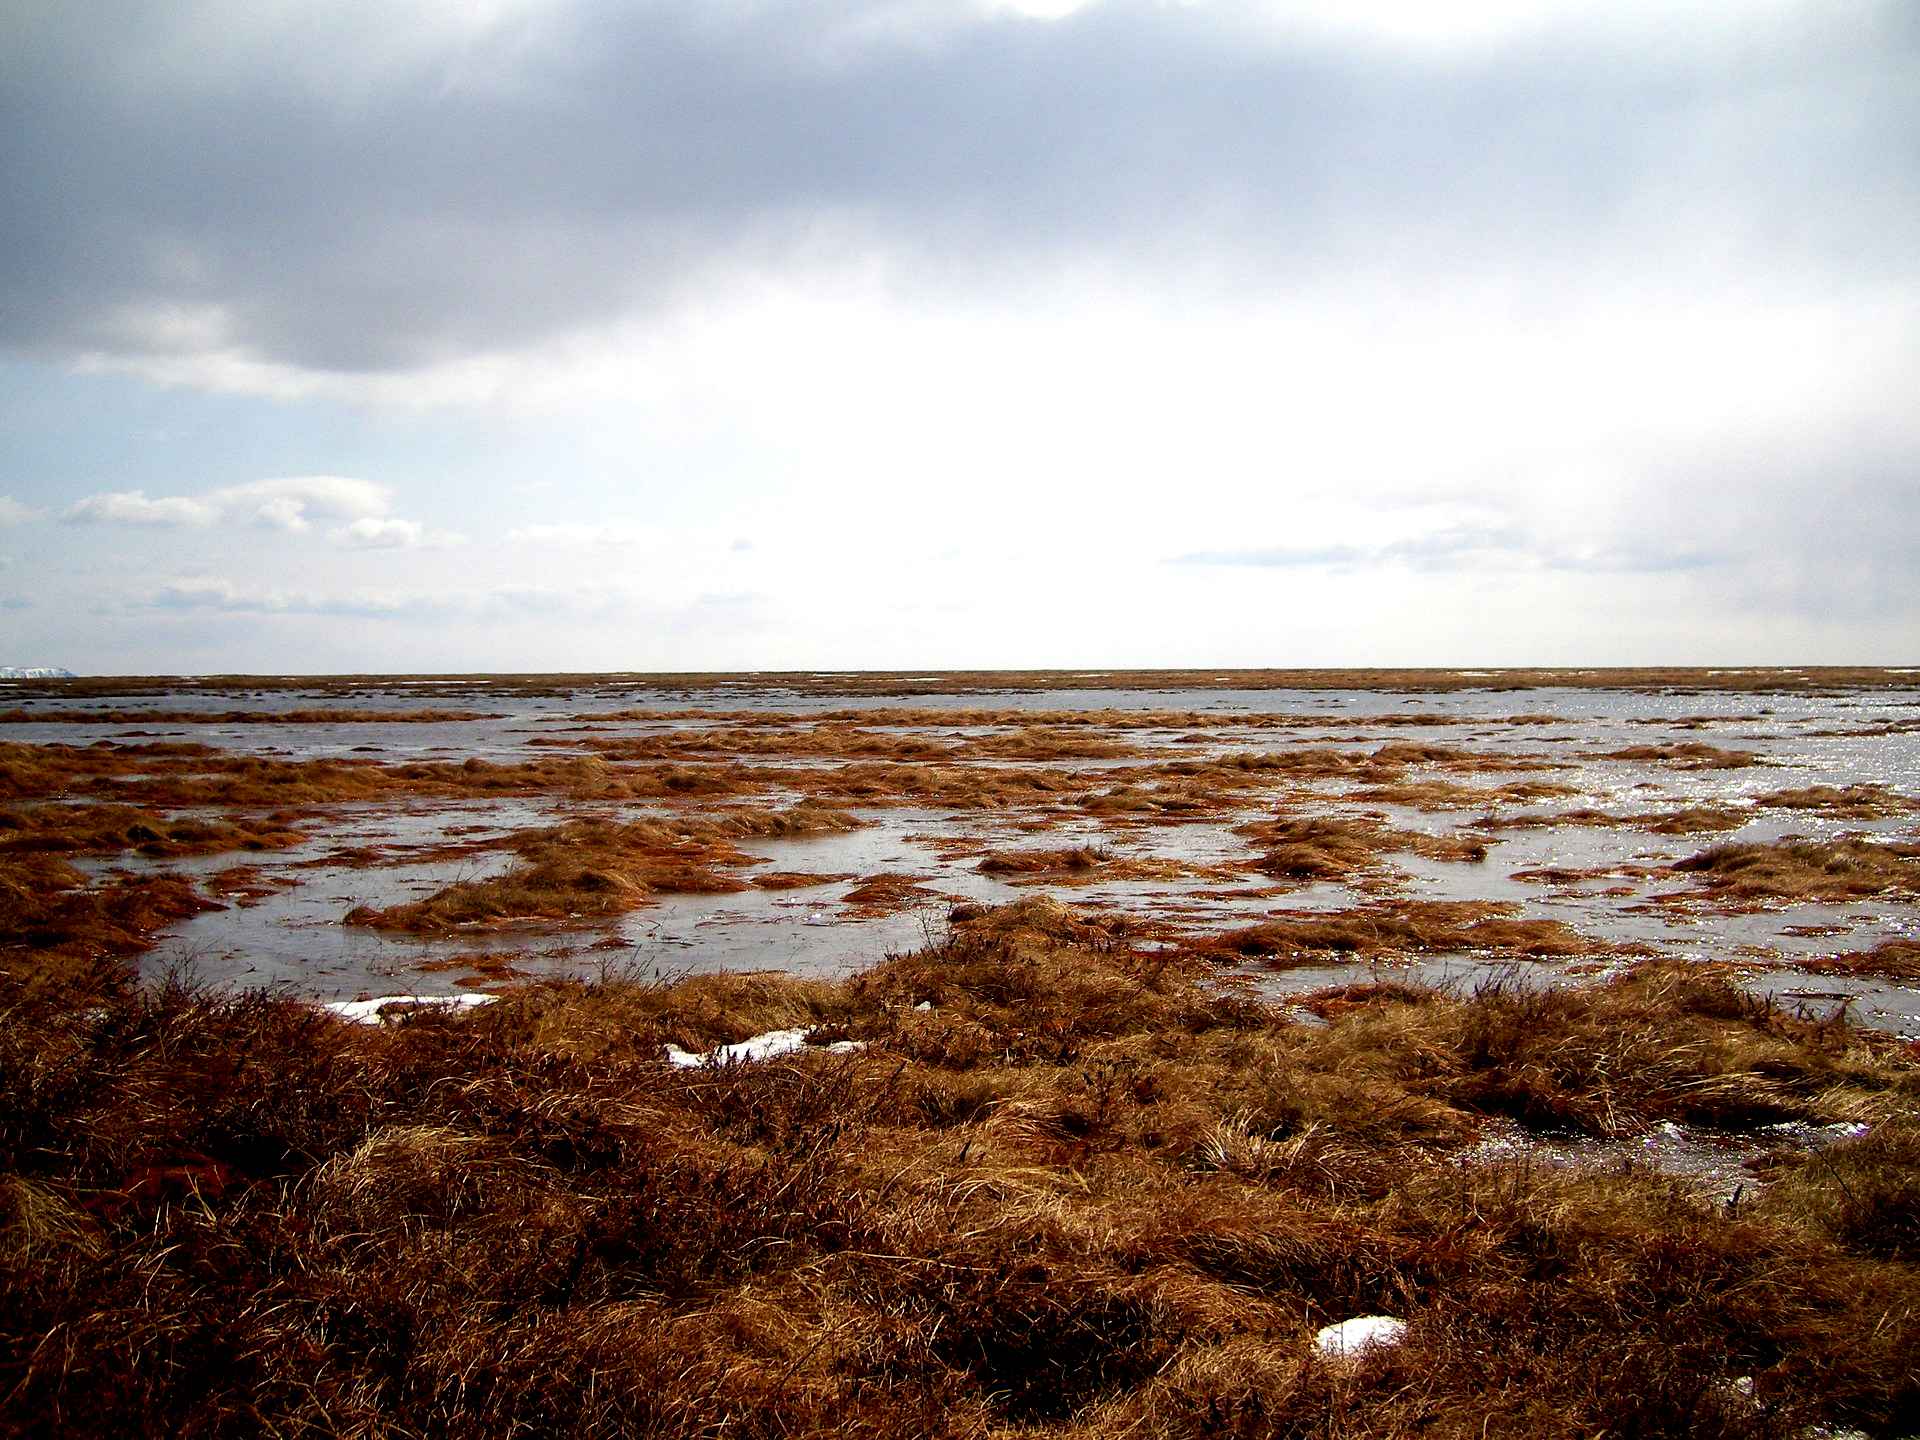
[324,993,497,1024]
[665,1028,866,1067]
[1314,1315,1407,1361]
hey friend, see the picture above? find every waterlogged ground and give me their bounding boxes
[3,669,1915,1034]
[6,671,1920,1434]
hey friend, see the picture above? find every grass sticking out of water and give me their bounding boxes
[1671,838,1920,904]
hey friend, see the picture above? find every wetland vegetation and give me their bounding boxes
[1,669,1917,1436]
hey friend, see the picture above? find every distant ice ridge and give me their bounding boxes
[0,666,75,679]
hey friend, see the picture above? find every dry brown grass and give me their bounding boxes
[1644,804,1755,834]
[2,898,1916,1437]
[841,872,942,915]
[1755,784,1917,818]
[1797,939,1920,982]
[976,846,1227,887]
[1669,838,1920,904]
[1592,742,1765,769]
[0,707,500,725]
[1204,899,1598,964]
[1,856,220,991]
[1235,815,1488,885]
[345,808,861,932]
[1476,803,1755,835]
[0,803,306,858]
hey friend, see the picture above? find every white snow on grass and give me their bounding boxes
[323,993,498,1025]
[1314,1315,1408,1361]
[665,1028,866,1067]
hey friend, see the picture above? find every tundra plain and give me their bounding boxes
[2,669,1917,1437]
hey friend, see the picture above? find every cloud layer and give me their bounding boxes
[6,1,1915,390]
[61,478,461,549]
[1,0,1916,670]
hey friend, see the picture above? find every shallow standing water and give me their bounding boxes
[6,674,1915,1032]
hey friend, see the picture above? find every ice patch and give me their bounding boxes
[323,993,497,1024]
[1314,1315,1407,1360]
[665,1028,865,1067]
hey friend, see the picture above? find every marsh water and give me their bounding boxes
[8,675,1917,1034]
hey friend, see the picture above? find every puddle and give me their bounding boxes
[1458,1118,1874,1204]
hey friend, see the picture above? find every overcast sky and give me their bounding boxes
[2,0,1916,673]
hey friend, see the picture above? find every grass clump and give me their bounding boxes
[1755,784,1916,818]
[1594,743,1765,769]
[1798,939,1920,981]
[1670,838,1920,903]
[0,803,305,858]
[1207,899,1597,964]
[1237,815,1487,884]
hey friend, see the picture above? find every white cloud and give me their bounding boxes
[65,490,221,526]
[140,576,643,619]
[60,476,459,548]
[0,498,42,526]
[215,476,391,530]
[332,516,467,550]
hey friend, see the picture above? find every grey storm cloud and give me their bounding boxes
[3,0,1917,377]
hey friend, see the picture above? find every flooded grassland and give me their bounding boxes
[5,669,1917,1026]
[3,670,1918,1436]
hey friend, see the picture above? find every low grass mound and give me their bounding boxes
[1593,742,1765,769]
[347,808,862,932]
[5,898,1915,1436]
[1755,784,1916,818]
[1670,838,1920,903]
[1206,899,1597,964]
[1236,815,1488,884]
[2,857,221,992]
[1798,939,1920,981]
[975,846,1213,886]
[0,803,306,858]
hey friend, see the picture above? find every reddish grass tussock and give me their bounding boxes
[1669,838,1920,903]
[1206,899,1599,964]
[750,870,855,891]
[1234,815,1488,884]
[1350,778,1580,811]
[0,707,501,725]
[0,802,306,858]
[1754,784,1917,818]
[1478,803,1754,836]
[1592,742,1765,769]
[975,846,1224,887]
[841,872,942,915]
[341,814,836,932]
[1,857,220,986]
[1643,804,1753,834]
[1797,939,1920,982]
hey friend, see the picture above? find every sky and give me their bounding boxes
[1,0,1916,674]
